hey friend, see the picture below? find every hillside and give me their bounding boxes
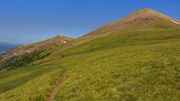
[0,35,73,61]
[0,8,180,101]
[0,36,73,70]
[63,8,180,56]
[76,9,179,44]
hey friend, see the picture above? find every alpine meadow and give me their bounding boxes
[0,3,180,101]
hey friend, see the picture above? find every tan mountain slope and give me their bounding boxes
[0,36,73,62]
[76,8,179,44]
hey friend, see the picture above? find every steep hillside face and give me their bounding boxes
[77,9,179,44]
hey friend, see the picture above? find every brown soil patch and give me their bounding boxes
[48,74,67,101]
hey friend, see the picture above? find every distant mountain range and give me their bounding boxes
[0,42,18,55]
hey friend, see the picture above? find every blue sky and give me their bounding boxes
[0,0,180,44]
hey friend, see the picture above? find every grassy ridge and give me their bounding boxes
[0,59,66,101]
[0,25,180,100]
[57,41,180,101]
[62,26,180,56]
[53,26,180,101]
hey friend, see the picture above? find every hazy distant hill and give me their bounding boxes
[0,42,18,54]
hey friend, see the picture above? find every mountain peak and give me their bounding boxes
[134,8,162,15]
[129,8,172,20]
[53,35,72,39]
[78,8,178,43]
[137,8,155,12]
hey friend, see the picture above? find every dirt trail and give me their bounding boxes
[48,75,67,101]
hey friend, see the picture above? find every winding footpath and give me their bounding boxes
[48,75,67,101]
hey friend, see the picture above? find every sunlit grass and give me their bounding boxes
[56,40,180,101]
[0,25,180,101]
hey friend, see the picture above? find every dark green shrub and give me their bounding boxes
[0,49,51,71]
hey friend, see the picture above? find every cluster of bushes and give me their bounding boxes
[0,49,51,71]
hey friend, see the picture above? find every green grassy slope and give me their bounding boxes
[57,41,180,101]
[62,23,180,57]
[0,25,180,101]
[0,9,180,101]
[0,59,66,101]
